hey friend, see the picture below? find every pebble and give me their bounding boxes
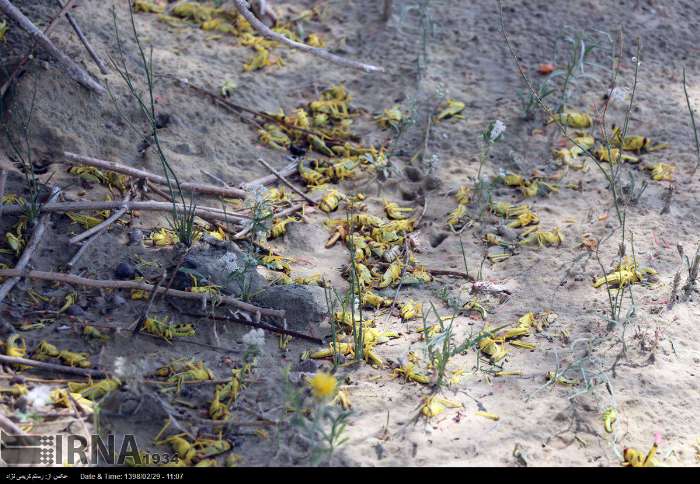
[128,229,144,246]
[66,305,85,317]
[115,261,136,280]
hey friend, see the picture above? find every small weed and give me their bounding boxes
[110,1,197,246]
[283,367,351,466]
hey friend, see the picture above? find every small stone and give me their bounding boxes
[404,166,423,182]
[155,113,171,129]
[182,245,267,297]
[66,305,85,317]
[115,262,136,280]
[112,294,127,306]
[128,229,144,246]
[430,231,449,248]
[424,175,442,191]
[294,359,319,373]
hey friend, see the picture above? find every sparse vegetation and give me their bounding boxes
[0,0,696,470]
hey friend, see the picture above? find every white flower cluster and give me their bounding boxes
[219,251,240,273]
[114,356,127,379]
[242,328,265,349]
[26,385,52,409]
[608,87,628,104]
[489,120,506,142]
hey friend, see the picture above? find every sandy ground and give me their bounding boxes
[1,0,699,467]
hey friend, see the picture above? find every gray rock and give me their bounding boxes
[252,284,329,329]
[128,229,144,246]
[496,224,519,242]
[294,359,319,373]
[181,243,267,298]
[284,223,330,252]
[404,166,423,182]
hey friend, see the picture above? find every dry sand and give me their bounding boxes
[0,0,699,467]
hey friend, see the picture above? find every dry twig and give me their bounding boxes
[69,193,132,245]
[63,152,247,199]
[232,0,384,73]
[257,158,315,205]
[0,269,286,318]
[0,187,61,305]
[0,354,108,378]
[0,411,27,435]
[0,0,105,95]
[1,199,249,224]
[54,0,108,74]
[0,169,7,222]
[241,160,297,190]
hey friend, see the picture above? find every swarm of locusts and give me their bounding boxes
[134,1,326,73]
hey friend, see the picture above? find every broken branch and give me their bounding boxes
[232,0,384,73]
[63,152,247,199]
[54,0,109,75]
[0,187,61,305]
[257,158,316,205]
[69,193,132,245]
[0,269,286,319]
[0,354,108,378]
[1,199,250,224]
[0,0,105,95]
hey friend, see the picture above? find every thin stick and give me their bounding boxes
[241,160,297,190]
[132,270,166,334]
[0,187,61,305]
[191,416,275,428]
[0,374,88,384]
[0,354,108,378]
[0,0,105,94]
[66,229,99,270]
[0,169,7,222]
[1,200,249,224]
[232,0,383,73]
[69,193,131,244]
[257,158,315,205]
[0,411,27,435]
[201,169,231,188]
[54,0,108,74]
[682,67,700,174]
[0,269,286,318]
[180,80,350,144]
[146,180,174,202]
[185,310,324,344]
[63,152,247,199]
[424,268,475,280]
[0,0,77,98]
[374,261,474,281]
[383,0,393,22]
